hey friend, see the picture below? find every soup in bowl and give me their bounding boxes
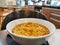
[12,22,50,37]
[6,18,56,45]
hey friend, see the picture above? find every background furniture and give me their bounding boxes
[0,7,13,30]
[41,7,60,29]
[0,8,3,30]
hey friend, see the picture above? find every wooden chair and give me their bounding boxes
[41,7,51,20]
[49,8,60,29]
[0,8,13,30]
[41,7,60,29]
[0,8,3,30]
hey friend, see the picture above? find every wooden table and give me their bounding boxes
[0,29,60,45]
[0,5,19,12]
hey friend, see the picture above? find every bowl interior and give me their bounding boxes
[6,18,56,38]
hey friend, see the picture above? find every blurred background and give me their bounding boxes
[0,0,60,30]
[0,0,60,7]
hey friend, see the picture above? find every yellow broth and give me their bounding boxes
[12,22,50,37]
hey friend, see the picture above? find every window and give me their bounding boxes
[51,0,60,7]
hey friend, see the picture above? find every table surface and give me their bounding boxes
[0,29,60,45]
[0,5,18,8]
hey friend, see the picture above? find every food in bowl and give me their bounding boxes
[6,18,56,45]
[12,22,50,37]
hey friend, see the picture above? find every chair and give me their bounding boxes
[41,7,51,20]
[1,10,47,30]
[0,8,3,30]
[49,8,60,29]
[41,7,60,29]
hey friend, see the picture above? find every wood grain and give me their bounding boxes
[41,7,60,29]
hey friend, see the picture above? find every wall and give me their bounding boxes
[0,0,7,6]
[0,0,17,7]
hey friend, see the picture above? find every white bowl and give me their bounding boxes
[6,18,56,45]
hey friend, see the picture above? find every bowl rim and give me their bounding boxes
[6,18,56,39]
